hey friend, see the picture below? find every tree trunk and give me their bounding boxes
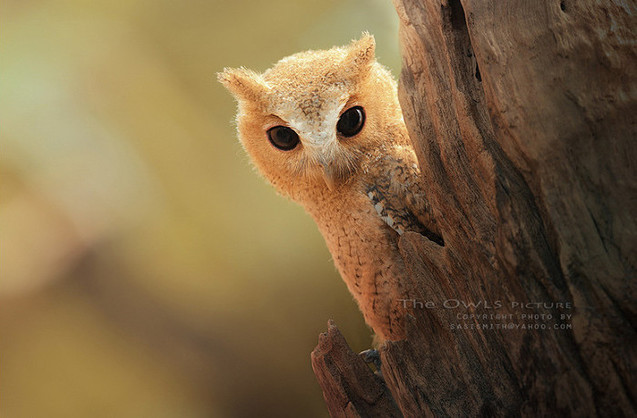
[312,0,636,416]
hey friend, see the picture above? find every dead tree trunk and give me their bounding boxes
[312,0,636,416]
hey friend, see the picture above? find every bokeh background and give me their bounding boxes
[1,1,400,416]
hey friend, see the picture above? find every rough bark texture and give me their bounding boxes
[313,0,636,416]
[311,320,402,417]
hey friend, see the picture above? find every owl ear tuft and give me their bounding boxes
[217,67,269,102]
[344,33,376,80]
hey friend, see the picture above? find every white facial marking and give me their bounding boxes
[289,100,344,146]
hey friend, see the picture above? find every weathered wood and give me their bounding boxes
[311,320,402,417]
[313,0,636,416]
[389,0,636,414]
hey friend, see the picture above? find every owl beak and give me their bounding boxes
[320,163,338,191]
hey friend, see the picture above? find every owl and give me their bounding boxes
[219,34,442,341]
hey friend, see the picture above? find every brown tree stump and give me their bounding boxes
[312,0,636,416]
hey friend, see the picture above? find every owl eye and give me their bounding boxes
[337,106,365,137]
[267,126,300,151]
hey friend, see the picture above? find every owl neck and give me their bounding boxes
[294,146,403,213]
[295,178,354,217]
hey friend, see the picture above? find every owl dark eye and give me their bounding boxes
[337,106,365,137]
[267,126,299,151]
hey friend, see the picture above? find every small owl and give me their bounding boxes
[219,34,442,341]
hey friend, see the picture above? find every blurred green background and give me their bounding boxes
[1,1,400,416]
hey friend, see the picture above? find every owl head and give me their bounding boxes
[218,34,403,201]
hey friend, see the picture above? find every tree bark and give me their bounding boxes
[311,320,402,417]
[312,0,636,416]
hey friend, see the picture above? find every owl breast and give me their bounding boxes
[301,146,432,341]
[316,191,410,341]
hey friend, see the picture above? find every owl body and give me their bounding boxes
[302,142,435,341]
[219,35,441,341]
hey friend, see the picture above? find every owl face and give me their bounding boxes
[219,34,400,200]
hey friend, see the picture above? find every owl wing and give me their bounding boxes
[366,155,443,245]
